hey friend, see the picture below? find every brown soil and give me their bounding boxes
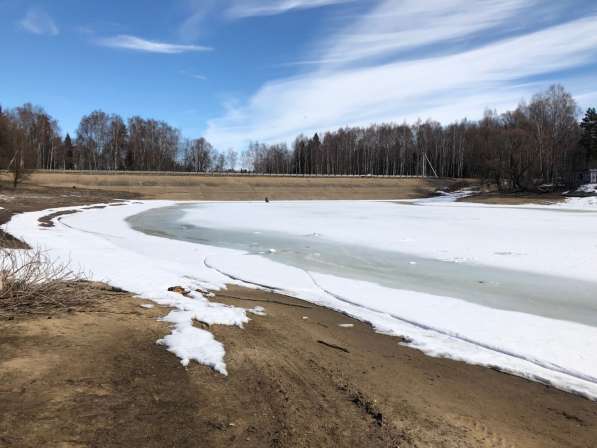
[1,180,596,447]
[1,286,596,447]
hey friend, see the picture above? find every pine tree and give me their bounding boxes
[125,147,134,170]
[580,107,597,162]
[64,133,74,170]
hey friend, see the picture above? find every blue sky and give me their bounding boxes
[1,0,597,151]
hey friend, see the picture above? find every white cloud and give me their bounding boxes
[226,0,352,18]
[575,89,597,112]
[19,8,59,36]
[180,70,207,80]
[310,0,543,67]
[96,35,212,54]
[179,0,350,40]
[204,13,597,150]
[179,0,218,41]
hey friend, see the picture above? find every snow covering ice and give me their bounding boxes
[4,191,597,399]
[577,183,597,194]
[180,196,597,282]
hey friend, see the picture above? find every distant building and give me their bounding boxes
[581,156,597,183]
[576,158,597,185]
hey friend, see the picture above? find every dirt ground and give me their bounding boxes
[1,181,596,447]
[2,286,596,448]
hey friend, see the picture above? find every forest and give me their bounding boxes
[0,107,234,174]
[1,84,596,191]
[246,85,596,190]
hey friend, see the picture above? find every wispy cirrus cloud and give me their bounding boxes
[179,0,218,41]
[19,7,59,36]
[225,0,353,19]
[179,0,351,40]
[204,0,597,150]
[308,0,545,67]
[96,34,212,54]
[180,69,207,80]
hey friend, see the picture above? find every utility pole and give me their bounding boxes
[424,152,439,178]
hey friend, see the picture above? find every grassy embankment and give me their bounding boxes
[1,171,473,201]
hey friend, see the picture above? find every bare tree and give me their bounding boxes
[107,115,127,170]
[183,137,214,172]
[240,86,586,191]
[76,111,110,170]
[214,152,226,172]
[225,148,238,171]
[0,85,589,189]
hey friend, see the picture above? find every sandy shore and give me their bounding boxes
[1,182,595,447]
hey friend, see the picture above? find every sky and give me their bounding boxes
[1,0,597,151]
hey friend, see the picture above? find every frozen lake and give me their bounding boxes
[128,202,597,327]
[8,199,597,398]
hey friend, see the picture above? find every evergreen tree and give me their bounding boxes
[64,133,74,169]
[125,147,134,170]
[580,107,597,161]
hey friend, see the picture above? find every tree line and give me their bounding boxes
[2,84,596,191]
[246,85,596,190]
[0,105,238,173]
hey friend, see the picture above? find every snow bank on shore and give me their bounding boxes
[204,252,597,399]
[5,196,597,399]
[5,202,249,374]
[577,183,597,194]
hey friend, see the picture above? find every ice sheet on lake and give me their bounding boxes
[179,197,597,282]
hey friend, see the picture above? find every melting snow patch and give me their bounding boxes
[140,304,154,309]
[157,325,227,374]
[3,201,249,375]
[338,323,354,328]
[248,306,267,316]
[577,183,597,194]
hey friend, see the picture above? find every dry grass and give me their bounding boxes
[0,171,475,201]
[0,237,120,316]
